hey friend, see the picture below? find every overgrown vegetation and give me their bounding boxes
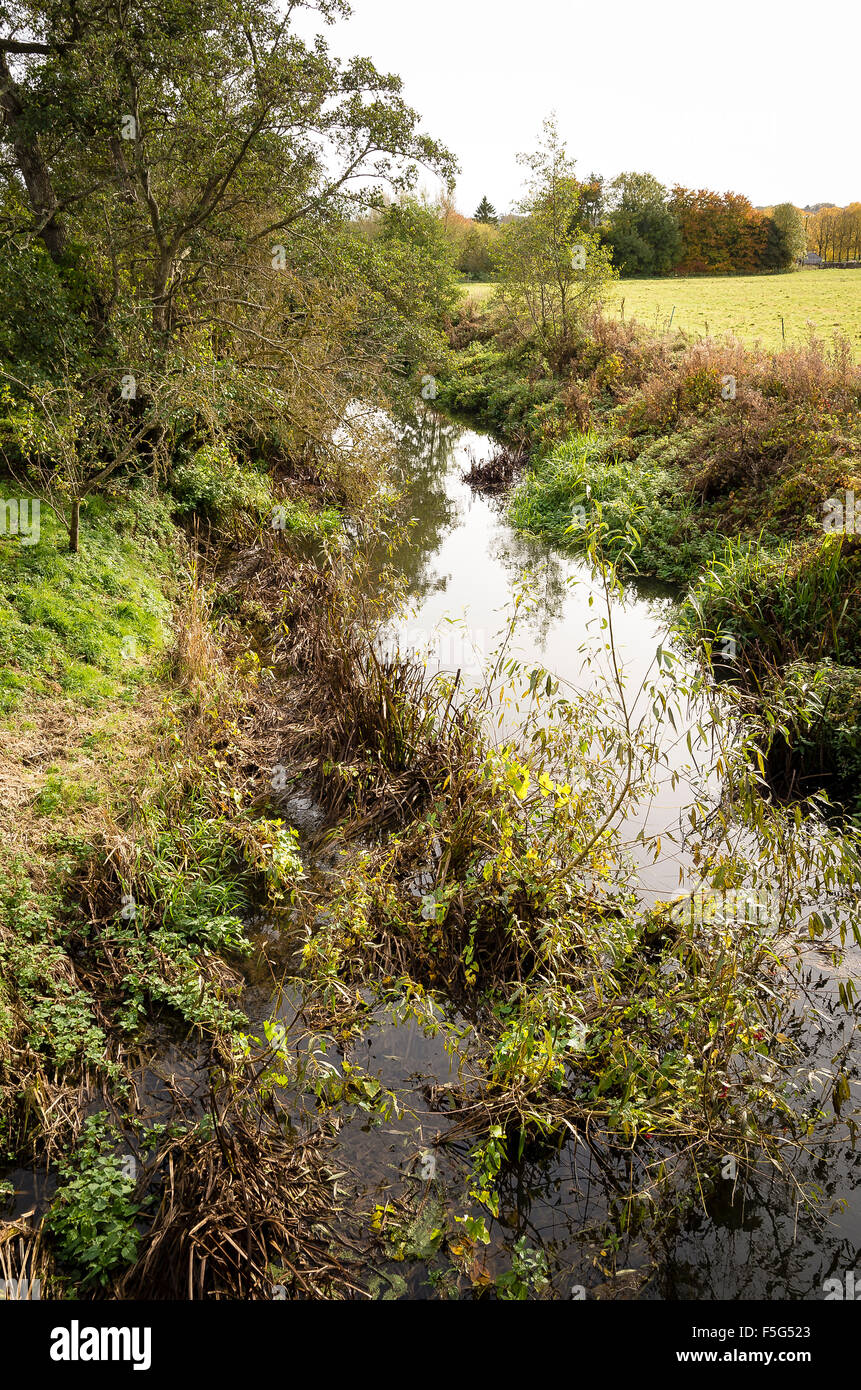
[438,267,861,813]
[1,0,859,1305]
[258,526,861,1288]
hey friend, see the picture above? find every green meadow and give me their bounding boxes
[462,268,861,354]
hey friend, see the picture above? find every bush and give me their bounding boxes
[781,660,861,813]
[171,442,272,522]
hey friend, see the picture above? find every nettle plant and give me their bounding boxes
[46,1112,151,1289]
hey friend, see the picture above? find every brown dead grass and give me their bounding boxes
[0,688,166,862]
[116,1070,363,1301]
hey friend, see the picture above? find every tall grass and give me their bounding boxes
[681,534,861,671]
[510,429,723,583]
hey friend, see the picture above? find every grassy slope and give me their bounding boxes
[0,493,242,1193]
[0,456,364,1294]
[0,489,181,881]
[0,490,177,712]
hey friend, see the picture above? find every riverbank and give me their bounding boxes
[0,473,363,1296]
[438,301,861,813]
[2,405,859,1299]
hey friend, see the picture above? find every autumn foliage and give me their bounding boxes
[670,188,771,275]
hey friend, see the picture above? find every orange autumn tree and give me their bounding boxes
[671,187,770,274]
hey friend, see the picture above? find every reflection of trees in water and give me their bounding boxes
[368,407,465,605]
[486,525,572,649]
[662,1143,859,1299]
[487,1122,858,1299]
[382,406,675,670]
[398,407,574,645]
[488,524,680,657]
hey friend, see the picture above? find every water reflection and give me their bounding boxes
[378,409,714,901]
[262,407,861,1300]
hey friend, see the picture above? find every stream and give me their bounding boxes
[259,408,861,1299]
[8,408,855,1300]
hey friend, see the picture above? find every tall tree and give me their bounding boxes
[0,0,459,551]
[495,118,615,370]
[763,203,806,270]
[0,0,456,340]
[603,172,680,276]
[473,194,497,225]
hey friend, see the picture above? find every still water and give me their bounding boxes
[377,409,712,902]
[259,409,861,1299]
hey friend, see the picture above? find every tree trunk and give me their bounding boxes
[0,53,67,261]
[68,500,80,554]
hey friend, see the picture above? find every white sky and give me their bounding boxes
[307,0,860,214]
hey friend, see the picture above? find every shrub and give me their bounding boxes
[510,430,722,583]
[171,441,272,522]
[681,534,861,670]
[775,660,861,814]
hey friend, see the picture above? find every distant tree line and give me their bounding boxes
[591,176,806,277]
[442,167,810,280]
[805,205,861,262]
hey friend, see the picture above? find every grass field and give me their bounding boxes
[459,279,494,303]
[460,269,861,355]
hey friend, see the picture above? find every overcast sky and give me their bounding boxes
[305,0,860,214]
